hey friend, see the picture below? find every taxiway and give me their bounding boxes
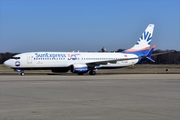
[0,74,180,120]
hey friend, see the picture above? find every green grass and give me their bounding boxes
[0,64,11,70]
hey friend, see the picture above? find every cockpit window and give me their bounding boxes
[11,57,20,59]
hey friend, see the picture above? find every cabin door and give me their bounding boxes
[27,54,32,64]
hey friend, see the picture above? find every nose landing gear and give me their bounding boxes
[20,72,25,76]
[14,69,25,76]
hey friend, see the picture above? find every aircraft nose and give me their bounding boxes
[3,59,12,67]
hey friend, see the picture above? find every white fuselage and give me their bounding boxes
[4,52,139,69]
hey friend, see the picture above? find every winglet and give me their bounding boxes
[146,44,156,62]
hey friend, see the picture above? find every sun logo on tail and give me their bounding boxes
[136,31,152,45]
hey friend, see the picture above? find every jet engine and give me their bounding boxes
[70,64,89,73]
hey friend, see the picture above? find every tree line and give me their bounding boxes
[0,50,180,64]
[142,50,180,64]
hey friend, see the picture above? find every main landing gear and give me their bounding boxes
[77,70,96,75]
[89,70,96,75]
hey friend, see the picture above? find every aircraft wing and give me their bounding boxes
[86,57,139,66]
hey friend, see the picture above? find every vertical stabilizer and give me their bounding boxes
[124,24,155,53]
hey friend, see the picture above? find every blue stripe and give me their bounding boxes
[121,49,149,63]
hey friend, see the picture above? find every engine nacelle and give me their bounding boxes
[70,64,88,73]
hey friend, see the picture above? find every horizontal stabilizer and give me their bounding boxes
[146,56,155,62]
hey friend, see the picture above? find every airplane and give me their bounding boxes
[4,24,156,76]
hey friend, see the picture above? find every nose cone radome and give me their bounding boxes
[3,59,11,67]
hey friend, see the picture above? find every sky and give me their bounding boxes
[0,0,180,52]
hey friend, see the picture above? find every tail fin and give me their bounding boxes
[123,24,155,54]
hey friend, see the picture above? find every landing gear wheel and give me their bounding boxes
[20,72,25,76]
[89,70,96,75]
